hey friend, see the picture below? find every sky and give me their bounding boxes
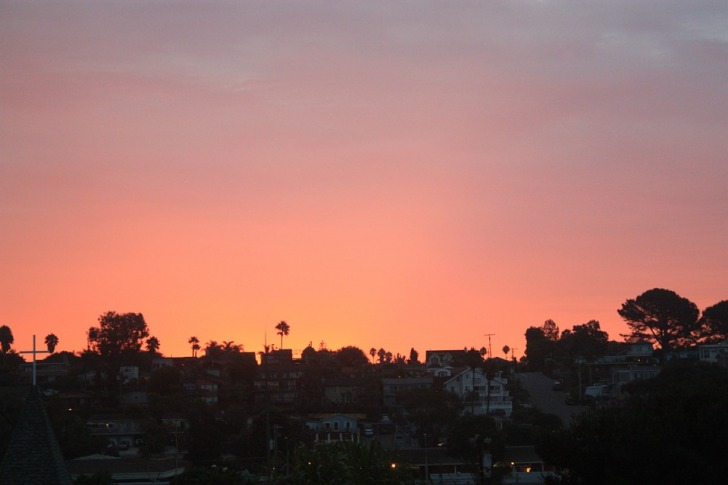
[2,0,727,360]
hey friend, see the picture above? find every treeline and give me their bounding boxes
[538,360,728,484]
[524,287,728,372]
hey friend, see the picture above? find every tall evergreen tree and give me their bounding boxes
[618,288,700,350]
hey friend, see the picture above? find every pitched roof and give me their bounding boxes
[0,387,72,485]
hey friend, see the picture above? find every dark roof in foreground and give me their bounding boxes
[0,387,72,485]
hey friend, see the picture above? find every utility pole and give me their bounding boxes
[424,432,429,484]
[483,334,495,359]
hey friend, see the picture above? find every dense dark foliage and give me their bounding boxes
[538,360,728,484]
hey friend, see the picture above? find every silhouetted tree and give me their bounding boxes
[86,312,151,403]
[0,349,23,386]
[699,300,728,342]
[502,345,510,358]
[87,312,150,358]
[335,346,369,367]
[188,336,200,357]
[145,336,160,354]
[377,348,387,364]
[44,333,59,353]
[0,325,14,353]
[204,340,223,360]
[559,320,609,361]
[542,319,560,341]
[618,288,701,350]
[524,327,548,371]
[369,347,377,363]
[222,340,242,353]
[275,320,290,349]
[524,320,561,372]
[408,348,419,365]
[301,344,317,364]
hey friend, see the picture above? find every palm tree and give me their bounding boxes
[45,333,59,353]
[0,325,14,353]
[275,321,290,349]
[369,347,377,363]
[502,345,510,359]
[188,336,200,358]
[205,340,223,359]
[222,341,242,353]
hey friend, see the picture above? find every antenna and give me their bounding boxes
[483,333,495,359]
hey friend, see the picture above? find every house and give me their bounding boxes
[611,365,661,386]
[52,390,97,412]
[698,339,728,365]
[382,376,433,409]
[585,342,660,397]
[323,379,362,405]
[498,445,559,484]
[396,447,479,484]
[20,354,70,385]
[254,349,303,407]
[183,378,219,404]
[594,341,655,365]
[152,357,174,370]
[118,366,139,384]
[444,368,513,417]
[425,350,467,369]
[86,415,145,453]
[306,413,364,443]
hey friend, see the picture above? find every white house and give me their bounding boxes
[698,339,728,364]
[118,366,139,384]
[87,415,145,453]
[444,368,513,417]
[306,413,363,443]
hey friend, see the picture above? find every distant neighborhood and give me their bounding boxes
[1,287,728,484]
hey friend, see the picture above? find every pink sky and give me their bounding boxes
[2,1,727,359]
